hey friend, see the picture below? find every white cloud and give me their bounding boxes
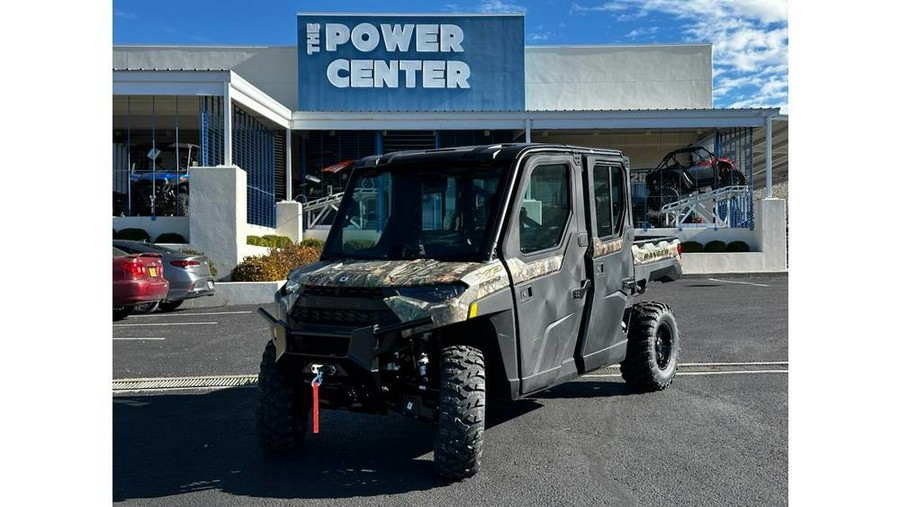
[114,9,136,20]
[529,24,553,42]
[572,0,788,110]
[478,1,527,13]
[625,26,658,39]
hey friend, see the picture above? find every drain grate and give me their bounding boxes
[112,362,788,393]
[113,375,258,392]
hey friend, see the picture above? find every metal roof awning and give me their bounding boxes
[290,107,780,131]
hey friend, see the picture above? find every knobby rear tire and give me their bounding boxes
[621,301,680,392]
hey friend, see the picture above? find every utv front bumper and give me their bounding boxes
[257,307,432,371]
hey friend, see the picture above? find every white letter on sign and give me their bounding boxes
[446,61,471,88]
[350,59,374,87]
[422,60,445,88]
[325,23,350,51]
[326,59,350,88]
[380,24,414,52]
[351,23,380,52]
[416,24,439,52]
[399,60,422,88]
[374,60,399,88]
[440,24,464,52]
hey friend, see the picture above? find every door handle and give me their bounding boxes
[519,285,534,302]
[573,279,591,300]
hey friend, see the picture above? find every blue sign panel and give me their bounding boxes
[298,13,525,112]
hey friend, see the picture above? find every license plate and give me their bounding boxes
[149,266,158,277]
[207,281,215,289]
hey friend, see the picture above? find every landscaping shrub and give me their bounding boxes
[231,243,321,281]
[247,235,293,248]
[263,235,293,248]
[703,240,728,253]
[155,232,187,244]
[344,239,376,252]
[726,240,751,252]
[680,241,703,253]
[180,248,217,277]
[115,228,150,241]
[299,237,325,250]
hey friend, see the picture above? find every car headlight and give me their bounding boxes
[394,283,467,303]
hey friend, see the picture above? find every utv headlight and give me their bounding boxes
[394,283,467,303]
[281,269,305,295]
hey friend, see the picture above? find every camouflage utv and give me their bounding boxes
[256,144,683,480]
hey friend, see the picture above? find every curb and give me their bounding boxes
[180,281,284,309]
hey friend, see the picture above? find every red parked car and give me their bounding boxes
[113,246,169,321]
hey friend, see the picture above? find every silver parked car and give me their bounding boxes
[112,240,215,311]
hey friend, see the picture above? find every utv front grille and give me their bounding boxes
[291,306,400,327]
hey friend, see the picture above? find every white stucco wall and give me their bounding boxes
[525,45,712,110]
[189,166,245,280]
[114,43,712,112]
[678,198,787,274]
[114,46,298,109]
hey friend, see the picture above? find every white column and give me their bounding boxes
[223,83,233,166]
[525,117,531,143]
[766,114,773,198]
[285,128,293,201]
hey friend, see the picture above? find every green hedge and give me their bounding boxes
[299,237,325,250]
[155,232,187,244]
[115,228,150,241]
[247,235,293,248]
[232,243,322,281]
[703,240,728,253]
[726,241,751,252]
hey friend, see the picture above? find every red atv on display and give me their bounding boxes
[645,146,746,211]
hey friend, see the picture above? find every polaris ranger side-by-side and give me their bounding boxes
[256,144,683,480]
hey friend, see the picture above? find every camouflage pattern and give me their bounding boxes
[506,255,564,284]
[591,238,624,258]
[289,258,485,288]
[284,259,513,330]
[632,239,681,265]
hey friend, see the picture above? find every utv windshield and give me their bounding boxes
[322,163,510,261]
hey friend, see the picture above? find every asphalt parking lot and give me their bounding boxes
[113,273,788,506]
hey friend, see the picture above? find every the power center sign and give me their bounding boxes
[298,13,525,111]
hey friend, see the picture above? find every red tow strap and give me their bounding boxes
[311,375,321,434]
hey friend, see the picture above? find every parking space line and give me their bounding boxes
[583,370,788,378]
[113,337,166,341]
[130,311,253,318]
[675,370,788,376]
[680,361,788,367]
[707,278,770,287]
[113,322,218,327]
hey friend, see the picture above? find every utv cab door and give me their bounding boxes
[502,153,590,395]
[578,157,635,372]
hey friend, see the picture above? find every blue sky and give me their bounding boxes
[113,0,788,113]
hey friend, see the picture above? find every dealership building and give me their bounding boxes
[112,13,787,279]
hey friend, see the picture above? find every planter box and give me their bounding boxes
[179,280,285,309]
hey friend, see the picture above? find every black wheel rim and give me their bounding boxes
[655,322,673,369]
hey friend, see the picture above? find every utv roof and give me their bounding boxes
[355,143,625,169]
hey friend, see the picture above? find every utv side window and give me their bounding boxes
[594,164,627,238]
[520,163,570,254]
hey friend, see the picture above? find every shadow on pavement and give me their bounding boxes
[530,379,635,400]
[113,387,542,501]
